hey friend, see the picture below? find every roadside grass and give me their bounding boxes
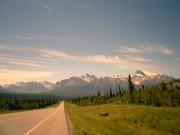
[65,102,180,135]
[0,109,21,114]
[0,101,61,115]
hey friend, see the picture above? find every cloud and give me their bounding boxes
[41,3,51,11]
[37,49,78,60]
[0,44,30,51]
[86,55,124,64]
[124,55,153,63]
[162,48,174,55]
[0,44,79,62]
[31,34,74,41]
[119,47,143,53]
[6,33,87,42]
[85,55,139,70]
[0,43,154,70]
[13,34,68,41]
[15,35,32,40]
[0,43,164,77]
[118,42,174,55]
[85,54,154,70]
[29,33,87,42]
[7,61,42,68]
[0,54,42,68]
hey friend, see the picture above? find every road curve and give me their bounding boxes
[0,102,69,135]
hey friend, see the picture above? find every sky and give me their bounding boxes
[0,0,180,84]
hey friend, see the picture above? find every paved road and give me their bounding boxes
[0,102,69,135]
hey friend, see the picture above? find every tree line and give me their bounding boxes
[0,98,58,110]
[70,74,180,107]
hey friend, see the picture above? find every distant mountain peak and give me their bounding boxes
[133,70,171,85]
[135,70,147,77]
[135,70,161,77]
[1,70,174,96]
[81,74,97,82]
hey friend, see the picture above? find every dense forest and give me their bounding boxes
[0,98,58,110]
[0,94,59,110]
[71,75,180,107]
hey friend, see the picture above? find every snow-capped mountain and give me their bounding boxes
[81,74,98,82]
[49,70,174,97]
[55,74,97,88]
[0,85,16,94]
[133,70,173,85]
[4,81,55,94]
[134,70,160,77]
[2,70,174,97]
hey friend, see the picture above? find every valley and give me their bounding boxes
[0,1,179,135]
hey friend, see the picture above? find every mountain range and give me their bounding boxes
[0,70,174,98]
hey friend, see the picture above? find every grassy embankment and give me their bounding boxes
[65,102,180,135]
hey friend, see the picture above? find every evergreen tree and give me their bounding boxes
[118,86,122,97]
[170,82,175,106]
[110,88,113,98]
[142,84,145,91]
[128,74,134,103]
[149,90,152,105]
[97,91,101,97]
[161,81,167,91]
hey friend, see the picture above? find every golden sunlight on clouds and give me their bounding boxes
[119,43,174,55]
[0,55,42,68]
[163,48,174,55]
[86,55,124,64]
[37,49,78,60]
[0,69,54,85]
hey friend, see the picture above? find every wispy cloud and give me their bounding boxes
[7,61,42,68]
[31,33,88,42]
[0,44,154,69]
[0,54,42,68]
[37,49,78,60]
[0,43,170,79]
[0,44,30,51]
[41,3,51,11]
[11,33,87,42]
[118,42,174,55]
[85,54,153,70]
[30,34,70,41]
[163,48,174,55]
[86,55,124,64]
[15,35,32,40]
[124,55,153,63]
[119,47,143,53]
[85,55,131,69]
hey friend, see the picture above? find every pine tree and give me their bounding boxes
[128,74,134,103]
[97,91,101,97]
[170,82,175,106]
[118,86,122,97]
[110,88,113,98]
[161,81,167,91]
[149,90,152,105]
[142,84,145,91]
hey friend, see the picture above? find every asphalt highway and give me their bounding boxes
[0,102,69,135]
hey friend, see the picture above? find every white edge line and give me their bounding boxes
[24,110,58,135]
